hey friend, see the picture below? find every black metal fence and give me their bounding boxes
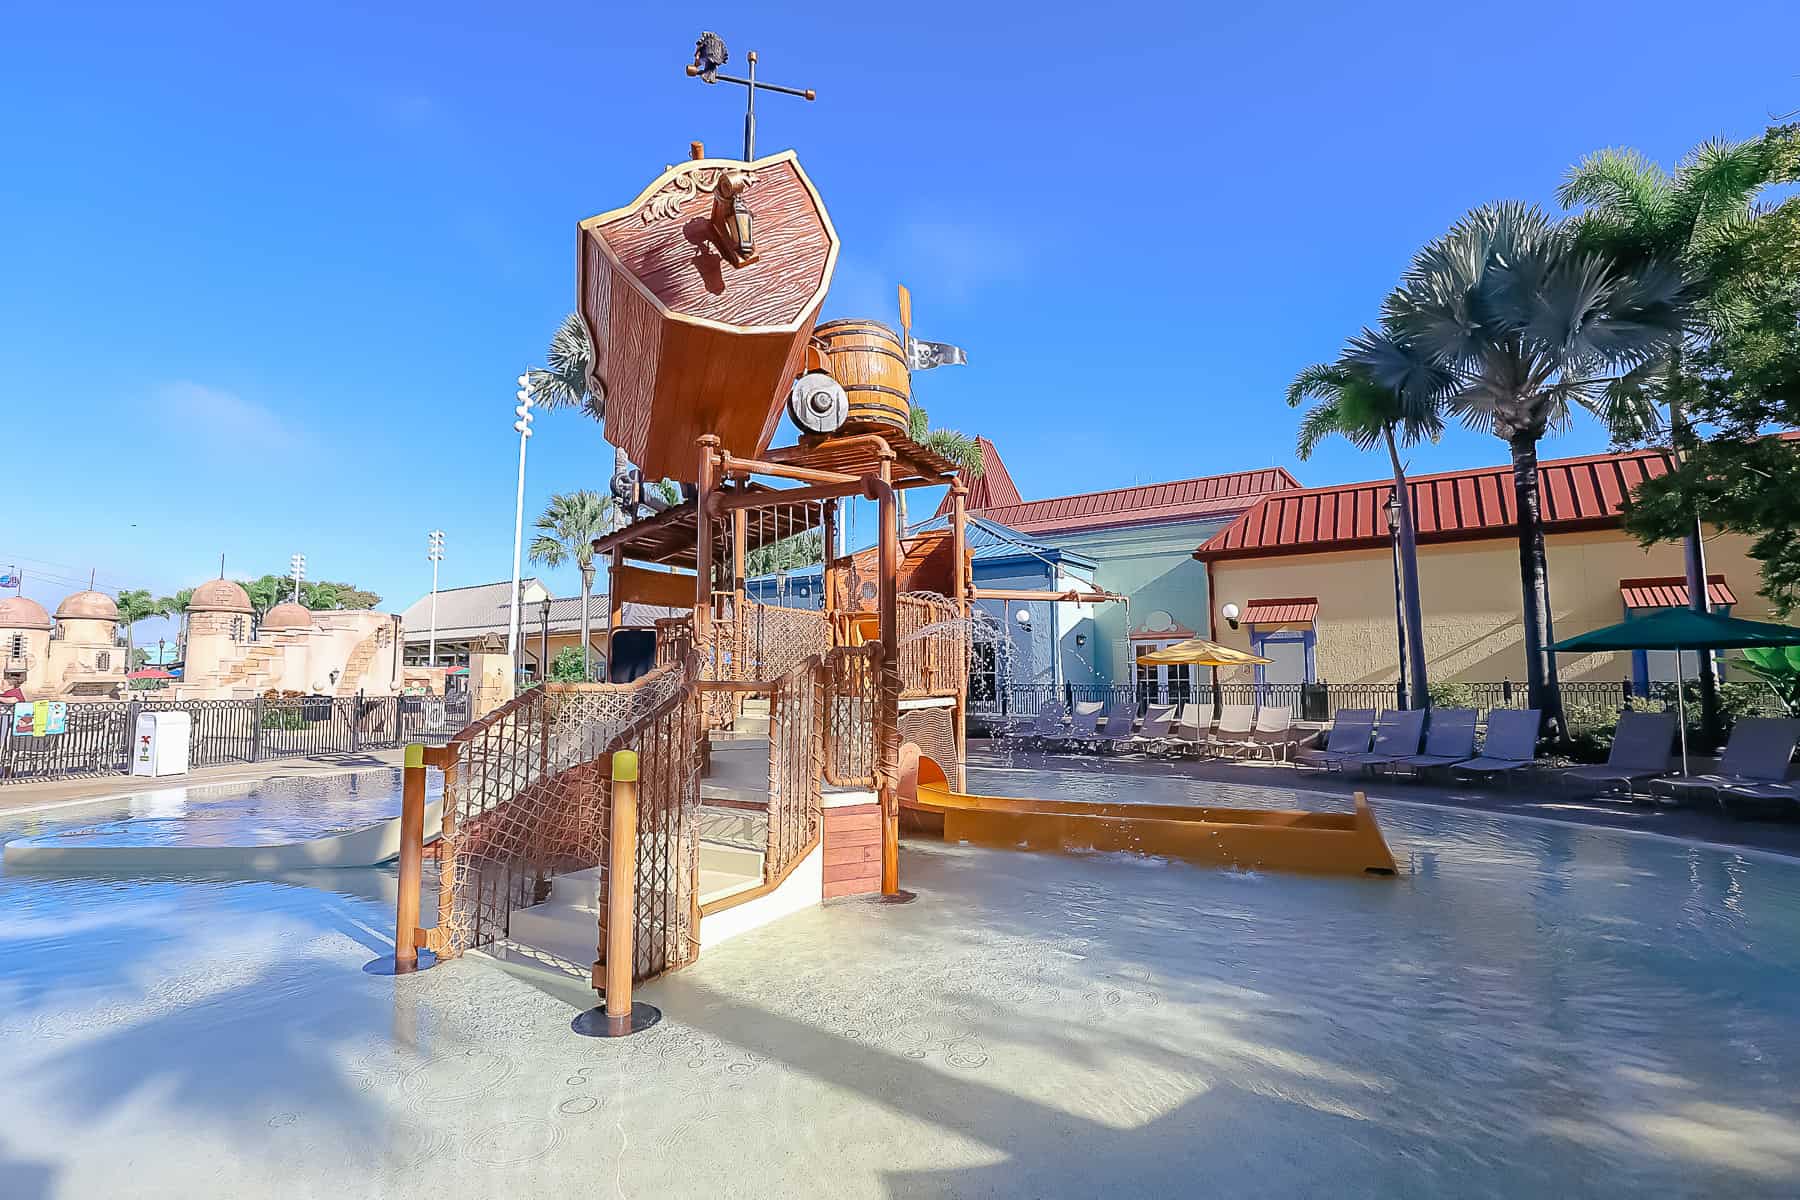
[0,690,472,784]
[968,679,1687,730]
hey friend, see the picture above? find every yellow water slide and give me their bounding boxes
[899,751,1398,877]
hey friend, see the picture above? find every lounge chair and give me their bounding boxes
[1041,700,1105,751]
[1020,703,1068,749]
[1338,708,1426,775]
[1717,779,1800,820]
[1293,709,1375,770]
[1245,705,1297,762]
[1160,702,1212,757]
[1091,696,1141,752]
[1648,717,1800,808]
[1555,711,1678,797]
[1128,702,1179,751]
[1204,703,1257,759]
[1451,708,1543,782]
[1391,708,1479,778]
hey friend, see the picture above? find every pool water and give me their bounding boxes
[0,766,1796,1196]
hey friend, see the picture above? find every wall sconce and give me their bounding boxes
[1075,633,1086,646]
[1221,602,1241,631]
[1015,608,1032,628]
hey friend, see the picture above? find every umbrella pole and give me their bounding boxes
[1675,646,1689,776]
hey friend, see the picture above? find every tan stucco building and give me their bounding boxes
[1193,446,1784,692]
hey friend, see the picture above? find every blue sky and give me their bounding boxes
[4,2,1796,644]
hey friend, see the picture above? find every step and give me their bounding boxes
[504,867,603,969]
[711,719,769,741]
[699,807,769,855]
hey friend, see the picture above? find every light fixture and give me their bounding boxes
[711,170,757,265]
[1015,608,1032,628]
[1221,601,1241,631]
[1075,633,1086,646]
[1384,488,1402,535]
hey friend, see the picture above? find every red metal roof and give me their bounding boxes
[1194,446,1684,562]
[1620,575,1736,609]
[950,454,1300,533]
[1242,597,1319,623]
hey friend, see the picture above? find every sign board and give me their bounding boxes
[612,564,699,611]
[13,701,69,737]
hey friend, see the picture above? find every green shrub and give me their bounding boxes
[1426,681,1479,709]
[261,707,307,731]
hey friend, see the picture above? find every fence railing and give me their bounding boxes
[824,644,878,787]
[897,592,962,698]
[765,657,824,883]
[0,691,471,783]
[964,679,1759,731]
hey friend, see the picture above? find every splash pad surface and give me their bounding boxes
[1,765,1797,1196]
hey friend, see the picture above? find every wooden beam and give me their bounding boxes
[719,453,858,487]
[970,586,1126,604]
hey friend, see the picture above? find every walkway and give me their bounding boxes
[0,748,409,816]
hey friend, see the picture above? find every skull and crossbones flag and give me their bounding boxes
[906,337,968,371]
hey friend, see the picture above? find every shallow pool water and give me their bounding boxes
[0,765,1796,1197]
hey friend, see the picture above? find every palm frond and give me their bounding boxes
[530,313,602,419]
[1557,147,1669,220]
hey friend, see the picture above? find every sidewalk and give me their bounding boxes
[0,747,410,815]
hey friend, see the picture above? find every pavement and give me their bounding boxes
[0,747,410,815]
[966,740,1800,861]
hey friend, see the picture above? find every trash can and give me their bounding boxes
[132,710,192,777]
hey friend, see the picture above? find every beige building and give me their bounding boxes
[1193,446,1783,693]
[398,578,679,681]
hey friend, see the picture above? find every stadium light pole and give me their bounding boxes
[427,530,445,667]
[289,553,306,604]
[508,373,535,674]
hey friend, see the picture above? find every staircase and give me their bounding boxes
[334,629,384,697]
[498,698,776,972]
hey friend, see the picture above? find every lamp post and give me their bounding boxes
[508,373,535,674]
[1384,489,1408,709]
[289,553,306,605]
[539,593,552,683]
[427,530,445,668]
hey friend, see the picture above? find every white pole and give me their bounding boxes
[1675,646,1690,776]
[509,374,535,671]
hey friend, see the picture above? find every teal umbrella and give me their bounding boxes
[1554,608,1800,772]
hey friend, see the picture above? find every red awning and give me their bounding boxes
[1619,575,1736,610]
[1242,597,1319,624]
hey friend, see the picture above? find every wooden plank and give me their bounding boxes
[826,826,882,848]
[824,843,880,867]
[823,878,879,899]
[823,860,882,884]
[825,803,882,822]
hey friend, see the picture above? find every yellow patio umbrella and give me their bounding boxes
[1134,638,1271,667]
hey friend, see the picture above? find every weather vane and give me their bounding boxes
[688,31,816,162]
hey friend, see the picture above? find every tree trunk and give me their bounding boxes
[1385,427,1431,707]
[1508,432,1567,741]
[579,565,594,682]
[1669,384,1721,745]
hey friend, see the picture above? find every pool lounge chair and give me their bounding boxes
[1338,708,1427,775]
[1128,702,1180,751]
[1041,700,1105,751]
[1451,708,1543,783]
[1091,696,1141,752]
[1293,709,1375,770]
[1204,704,1257,759]
[1161,702,1213,757]
[1391,708,1479,778]
[1648,717,1800,808]
[1245,705,1297,762]
[1021,703,1068,749]
[1717,779,1800,820]
[1555,711,1678,797]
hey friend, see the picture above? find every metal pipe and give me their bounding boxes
[874,464,901,895]
[718,453,858,487]
[394,743,426,972]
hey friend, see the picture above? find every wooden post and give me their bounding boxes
[604,749,639,1030]
[950,479,970,792]
[875,453,903,895]
[695,435,719,651]
[394,742,426,971]
[607,546,625,683]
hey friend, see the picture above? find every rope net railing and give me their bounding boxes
[764,656,824,881]
[824,644,879,787]
[898,591,965,698]
[428,660,702,983]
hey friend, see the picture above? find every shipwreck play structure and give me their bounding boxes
[384,41,1394,1028]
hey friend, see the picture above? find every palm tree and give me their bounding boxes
[1559,137,1773,738]
[903,405,986,529]
[528,490,618,681]
[528,313,602,420]
[1366,202,1687,739]
[116,589,159,678]
[155,588,194,662]
[1288,338,1446,705]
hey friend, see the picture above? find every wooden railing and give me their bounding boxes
[898,591,964,698]
[764,656,824,882]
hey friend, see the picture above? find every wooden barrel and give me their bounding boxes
[814,318,911,433]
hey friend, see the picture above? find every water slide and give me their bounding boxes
[899,753,1397,877]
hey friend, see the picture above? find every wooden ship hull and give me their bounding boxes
[577,150,839,481]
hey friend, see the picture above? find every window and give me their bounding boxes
[970,641,997,704]
[95,650,111,671]
[1133,640,1192,703]
[1252,631,1312,687]
[7,634,22,658]
[230,616,247,643]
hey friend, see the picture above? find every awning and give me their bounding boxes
[1242,597,1319,624]
[1619,575,1736,610]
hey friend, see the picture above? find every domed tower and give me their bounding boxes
[0,595,53,696]
[183,578,254,686]
[46,590,125,692]
[260,601,314,633]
